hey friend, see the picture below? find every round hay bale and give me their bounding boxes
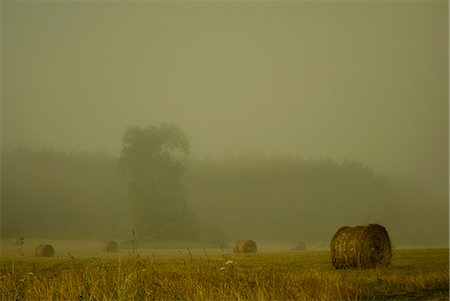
[233,239,257,253]
[35,244,55,257]
[103,240,118,252]
[330,224,392,269]
[292,242,306,251]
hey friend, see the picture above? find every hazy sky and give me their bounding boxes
[2,1,448,191]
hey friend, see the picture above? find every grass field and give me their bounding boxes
[0,240,448,300]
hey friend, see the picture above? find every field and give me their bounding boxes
[0,240,448,300]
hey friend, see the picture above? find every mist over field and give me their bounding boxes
[1,1,448,247]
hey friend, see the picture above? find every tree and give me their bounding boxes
[118,123,197,240]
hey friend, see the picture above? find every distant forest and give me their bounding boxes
[2,148,448,246]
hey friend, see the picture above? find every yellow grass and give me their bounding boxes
[0,244,448,300]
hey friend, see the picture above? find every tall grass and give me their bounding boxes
[1,249,448,300]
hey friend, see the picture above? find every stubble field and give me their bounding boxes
[0,240,448,300]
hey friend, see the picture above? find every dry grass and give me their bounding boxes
[0,248,448,300]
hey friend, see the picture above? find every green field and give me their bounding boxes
[0,241,448,300]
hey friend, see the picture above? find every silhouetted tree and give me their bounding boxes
[118,123,197,240]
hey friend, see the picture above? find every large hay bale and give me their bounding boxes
[292,242,306,251]
[330,224,392,269]
[35,244,55,257]
[103,240,118,252]
[233,239,257,253]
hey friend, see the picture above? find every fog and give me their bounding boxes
[1,2,448,247]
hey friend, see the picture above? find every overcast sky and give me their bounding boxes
[2,1,448,192]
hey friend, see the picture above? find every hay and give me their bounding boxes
[330,224,392,269]
[35,244,55,257]
[233,239,257,253]
[103,240,118,252]
[292,242,306,251]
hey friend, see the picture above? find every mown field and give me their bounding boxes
[0,241,448,300]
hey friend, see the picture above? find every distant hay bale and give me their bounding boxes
[233,239,257,253]
[330,224,392,269]
[292,242,306,251]
[103,240,118,252]
[35,244,55,257]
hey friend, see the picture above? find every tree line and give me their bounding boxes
[2,124,447,246]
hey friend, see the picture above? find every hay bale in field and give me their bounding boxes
[292,242,306,251]
[35,244,55,257]
[103,240,118,252]
[330,224,392,269]
[233,239,257,253]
